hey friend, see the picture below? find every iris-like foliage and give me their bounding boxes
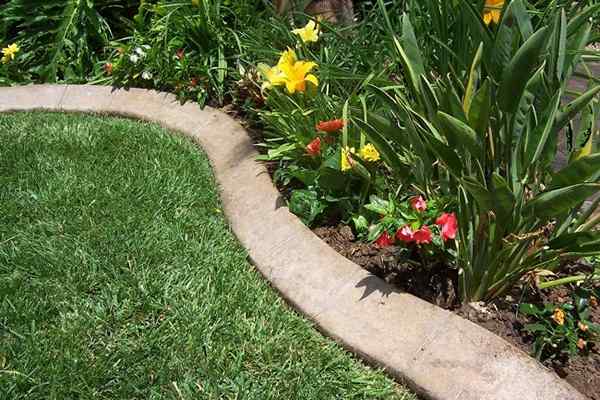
[357,0,600,302]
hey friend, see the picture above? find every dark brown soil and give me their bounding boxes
[313,223,600,399]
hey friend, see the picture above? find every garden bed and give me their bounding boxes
[312,222,600,399]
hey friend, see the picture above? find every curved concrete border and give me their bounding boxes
[0,84,585,400]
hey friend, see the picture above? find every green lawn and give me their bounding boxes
[0,112,415,400]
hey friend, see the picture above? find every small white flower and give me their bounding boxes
[129,54,139,64]
[141,71,153,80]
[134,47,146,57]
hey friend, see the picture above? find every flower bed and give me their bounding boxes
[241,3,600,397]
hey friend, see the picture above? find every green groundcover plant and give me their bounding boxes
[520,287,600,361]
[105,0,265,106]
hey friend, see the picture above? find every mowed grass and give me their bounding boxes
[0,112,415,400]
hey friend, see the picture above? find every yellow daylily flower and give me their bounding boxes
[359,143,380,162]
[341,147,356,172]
[258,63,287,91]
[483,0,504,25]
[279,59,319,94]
[1,43,19,64]
[292,20,320,44]
[278,48,297,67]
[259,48,319,94]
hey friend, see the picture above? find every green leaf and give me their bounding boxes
[524,323,548,334]
[567,4,600,37]
[549,231,600,250]
[352,116,410,181]
[463,42,484,115]
[461,178,493,211]
[364,195,390,215]
[428,135,463,177]
[554,10,567,81]
[290,168,318,187]
[524,92,561,169]
[437,111,481,159]
[554,86,600,134]
[550,153,600,189]
[392,35,422,102]
[511,0,533,40]
[520,303,542,316]
[491,173,515,224]
[400,13,425,79]
[570,104,596,162]
[513,66,544,141]
[498,27,549,113]
[319,167,348,192]
[266,143,298,160]
[467,78,491,137]
[288,190,326,226]
[526,183,600,219]
[319,149,349,192]
[564,23,591,79]
[352,215,369,235]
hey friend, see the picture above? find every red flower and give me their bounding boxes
[306,137,321,156]
[176,48,185,60]
[375,231,394,248]
[316,119,345,133]
[410,196,427,212]
[396,225,415,243]
[104,62,113,75]
[436,212,458,241]
[190,77,199,87]
[413,225,433,244]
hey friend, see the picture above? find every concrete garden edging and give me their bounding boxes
[0,84,586,400]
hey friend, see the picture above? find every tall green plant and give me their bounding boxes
[0,0,139,83]
[110,0,265,105]
[358,0,600,302]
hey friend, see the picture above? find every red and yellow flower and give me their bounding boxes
[483,0,504,25]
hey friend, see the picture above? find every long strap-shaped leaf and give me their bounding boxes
[554,85,600,134]
[550,153,600,189]
[498,26,549,113]
[463,42,484,115]
[526,183,600,219]
[524,92,562,170]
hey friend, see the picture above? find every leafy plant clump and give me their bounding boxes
[520,287,600,361]
[356,0,600,303]
[0,0,139,84]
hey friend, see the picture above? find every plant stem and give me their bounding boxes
[538,274,587,289]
